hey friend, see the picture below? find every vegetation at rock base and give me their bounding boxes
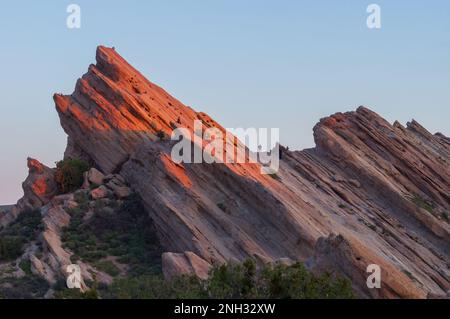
[0,209,43,262]
[0,237,22,261]
[19,259,33,276]
[52,279,99,299]
[54,159,90,194]
[94,260,121,277]
[62,194,162,276]
[0,275,49,299]
[0,191,354,300]
[58,193,354,299]
[100,260,354,299]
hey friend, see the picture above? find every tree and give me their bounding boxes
[54,159,90,193]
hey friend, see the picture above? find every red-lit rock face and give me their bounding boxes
[1,158,57,226]
[21,158,57,209]
[52,46,449,298]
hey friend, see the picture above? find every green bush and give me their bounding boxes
[0,209,43,262]
[101,275,205,299]
[53,287,100,299]
[206,260,354,299]
[100,260,354,299]
[19,259,33,276]
[55,159,90,194]
[94,260,120,277]
[0,275,49,299]
[0,236,23,261]
[62,195,162,275]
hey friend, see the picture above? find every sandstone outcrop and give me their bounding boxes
[46,46,450,298]
[162,251,212,280]
[86,168,105,186]
[0,158,57,226]
[25,175,131,293]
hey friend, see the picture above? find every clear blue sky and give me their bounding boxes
[1,0,449,204]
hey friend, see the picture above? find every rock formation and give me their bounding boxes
[3,46,448,299]
[0,158,57,226]
[162,251,212,281]
[51,46,450,298]
[28,171,133,293]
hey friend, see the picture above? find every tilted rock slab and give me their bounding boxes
[54,46,450,298]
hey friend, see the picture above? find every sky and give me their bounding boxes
[0,0,449,204]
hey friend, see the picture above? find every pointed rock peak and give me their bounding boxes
[94,45,140,82]
[0,158,57,226]
[407,119,426,131]
[393,120,404,129]
[27,157,46,174]
[406,119,433,138]
[356,105,375,115]
[54,45,204,173]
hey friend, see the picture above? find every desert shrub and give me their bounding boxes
[256,262,354,299]
[73,190,89,205]
[94,260,120,277]
[19,259,33,276]
[62,195,162,275]
[54,159,90,193]
[53,286,99,299]
[0,236,23,261]
[206,260,353,299]
[0,209,42,261]
[101,275,206,299]
[100,260,354,299]
[0,275,49,299]
[207,259,256,298]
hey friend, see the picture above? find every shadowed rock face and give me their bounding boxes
[54,46,450,298]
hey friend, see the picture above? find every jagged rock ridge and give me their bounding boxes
[5,46,449,298]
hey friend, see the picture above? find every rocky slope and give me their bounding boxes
[2,46,449,298]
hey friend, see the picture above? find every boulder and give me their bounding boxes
[90,185,109,200]
[87,168,105,186]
